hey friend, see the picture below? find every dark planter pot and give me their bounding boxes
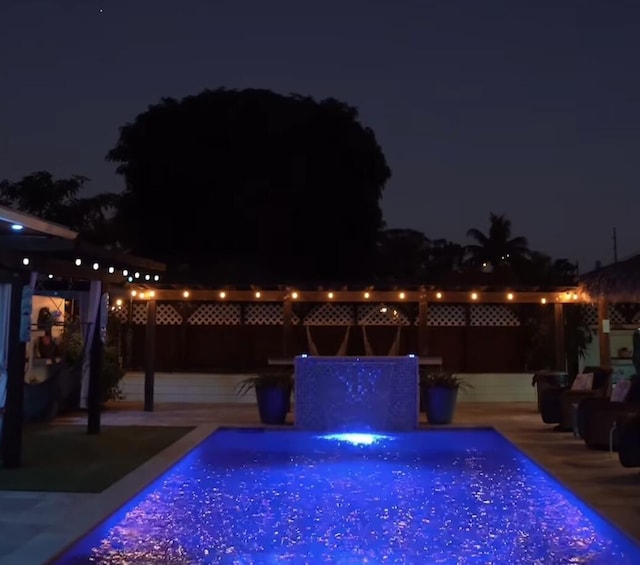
[255,384,292,425]
[424,386,459,425]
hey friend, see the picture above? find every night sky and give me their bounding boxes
[2,1,639,271]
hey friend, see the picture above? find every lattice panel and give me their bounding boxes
[470,305,520,327]
[581,305,597,326]
[304,304,353,326]
[132,303,147,325]
[427,304,466,327]
[188,303,241,325]
[581,304,630,326]
[357,303,411,326]
[157,303,183,325]
[110,307,128,323]
[609,305,625,326]
[245,303,283,325]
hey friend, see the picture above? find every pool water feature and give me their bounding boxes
[53,428,640,564]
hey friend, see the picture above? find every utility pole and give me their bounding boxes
[613,227,618,263]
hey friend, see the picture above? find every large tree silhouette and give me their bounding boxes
[107,88,391,282]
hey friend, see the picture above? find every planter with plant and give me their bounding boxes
[236,371,293,425]
[420,371,471,425]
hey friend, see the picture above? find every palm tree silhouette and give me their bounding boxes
[465,213,530,270]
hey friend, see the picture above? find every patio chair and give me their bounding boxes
[579,376,640,450]
[539,366,612,430]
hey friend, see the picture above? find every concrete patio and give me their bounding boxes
[0,401,639,564]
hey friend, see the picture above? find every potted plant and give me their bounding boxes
[420,371,471,425]
[236,371,293,425]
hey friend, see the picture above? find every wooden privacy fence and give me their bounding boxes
[110,300,546,373]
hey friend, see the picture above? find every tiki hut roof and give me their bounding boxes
[579,254,640,302]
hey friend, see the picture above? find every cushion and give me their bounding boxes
[611,379,633,403]
[571,372,594,391]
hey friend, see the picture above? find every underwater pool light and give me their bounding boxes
[319,433,393,446]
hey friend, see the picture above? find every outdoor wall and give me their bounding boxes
[119,371,536,404]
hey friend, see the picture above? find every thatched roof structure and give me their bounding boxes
[579,254,640,302]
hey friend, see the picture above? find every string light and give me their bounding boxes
[219,291,226,299]
[153,275,160,281]
[507,293,514,301]
[75,258,82,266]
[291,292,299,299]
[122,269,129,276]
[436,292,442,299]
[471,292,478,300]
[131,290,137,297]
[364,292,370,299]
[22,257,30,266]
[328,292,334,299]
[183,291,190,298]
[255,291,261,298]
[108,266,115,274]
[92,262,99,270]
[541,298,547,304]
[399,292,406,300]
[145,274,151,281]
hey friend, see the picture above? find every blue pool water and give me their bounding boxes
[53,428,640,564]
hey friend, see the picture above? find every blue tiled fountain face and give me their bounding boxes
[294,355,419,431]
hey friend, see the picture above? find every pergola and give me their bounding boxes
[579,254,640,369]
[111,283,583,411]
[0,205,164,468]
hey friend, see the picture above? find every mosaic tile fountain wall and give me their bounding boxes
[294,355,419,432]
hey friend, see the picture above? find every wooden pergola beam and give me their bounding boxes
[112,288,582,304]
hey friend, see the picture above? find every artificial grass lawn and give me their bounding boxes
[0,425,194,493]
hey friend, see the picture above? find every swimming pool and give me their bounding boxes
[52,428,640,564]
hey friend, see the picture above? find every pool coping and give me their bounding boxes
[3,422,638,563]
